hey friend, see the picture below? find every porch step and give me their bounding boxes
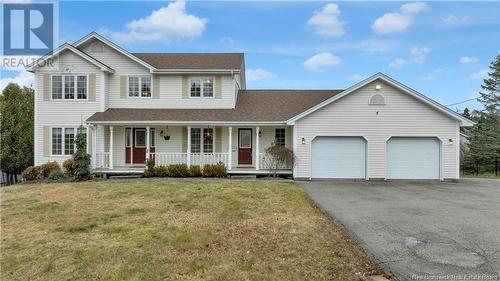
[230,175,257,180]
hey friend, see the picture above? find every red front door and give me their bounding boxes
[238,128,252,165]
[125,128,155,165]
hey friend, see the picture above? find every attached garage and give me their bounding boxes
[386,137,441,180]
[311,137,367,179]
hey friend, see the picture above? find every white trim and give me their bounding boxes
[134,129,147,148]
[187,126,191,166]
[126,75,153,98]
[286,72,474,127]
[49,126,83,156]
[456,122,460,179]
[153,69,240,74]
[109,126,114,169]
[146,126,150,160]
[26,43,114,73]
[228,126,233,170]
[72,32,155,70]
[256,126,260,170]
[87,120,286,126]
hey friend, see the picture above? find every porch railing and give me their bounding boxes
[150,153,229,167]
[95,152,110,169]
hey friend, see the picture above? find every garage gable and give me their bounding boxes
[287,73,474,127]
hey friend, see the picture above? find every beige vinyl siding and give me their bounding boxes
[34,50,102,165]
[294,80,459,179]
[80,39,236,109]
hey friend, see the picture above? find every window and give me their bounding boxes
[275,128,286,146]
[128,76,151,97]
[135,130,146,147]
[52,75,87,100]
[125,128,131,147]
[369,94,385,105]
[64,128,75,155]
[203,128,213,153]
[52,128,62,155]
[52,76,62,99]
[191,128,201,153]
[51,127,86,155]
[190,77,214,97]
[77,76,87,99]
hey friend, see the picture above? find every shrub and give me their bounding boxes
[263,145,295,177]
[48,169,65,180]
[39,161,60,178]
[155,166,169,177]
[63,158,76,177]
[73,128,91,181]
[189,165,202,177]
[202,162,227,178]
[167,164,190,177]
[144,159,156,177]
[21,166,41,181]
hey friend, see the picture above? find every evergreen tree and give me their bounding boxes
[478,55,500,114]
[462,107,471,119]
[73,127,91,181]
[0,83,34,184]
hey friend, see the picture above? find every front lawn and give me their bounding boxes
[1,179,380,280]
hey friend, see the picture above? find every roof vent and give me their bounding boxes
[369,94,385,105]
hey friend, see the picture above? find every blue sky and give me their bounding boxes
[1,1,499,112]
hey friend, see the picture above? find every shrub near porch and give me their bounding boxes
[1,180,380,280]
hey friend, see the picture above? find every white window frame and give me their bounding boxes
[189,76,215,99]
[127,75,152,98]
[50,126,87,156]
[50,74,89,101]
[134,129,147,148]
[191,127,215,153]
[275,128,286,146]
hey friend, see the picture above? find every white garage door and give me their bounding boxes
[387,137,440,179]
[311,137,366,179]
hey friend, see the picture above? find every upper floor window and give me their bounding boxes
[190,77,213,98]
[275,128,286,146]
[52,75,87,100]
[128,76,151,98]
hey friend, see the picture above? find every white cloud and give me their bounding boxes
[246,68,277,82]
[389,58,407,69]
[442,14,471,26]
[0,70,34,92]
[469,69,488,80]
[422,68,444,81]
[410,47,429,64]
[109,0,207,44]
[304,52,341,71]
[372,2,428,35]
[219,37,235,44]
[307,3,346,38]
[460,56,478,64]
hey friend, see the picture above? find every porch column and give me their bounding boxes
[228,126,232,170]
[146,126,150,160]
[91,125,97,169]
[187,126,191,166]
[109,126,114,169]
[256,126,260,170]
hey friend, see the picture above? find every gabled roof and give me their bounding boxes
[286,72,475,127]
[87,89,341,124]
[26,43,114,73]
[133,53,244,70]
[73,32,156,70]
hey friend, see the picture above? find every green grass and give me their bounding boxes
[463,173,500,179]
[1,179,380,281]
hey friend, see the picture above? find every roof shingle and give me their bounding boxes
[87,89,342,123]
[132,53,244,70]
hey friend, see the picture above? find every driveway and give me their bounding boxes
[299,179,500,281]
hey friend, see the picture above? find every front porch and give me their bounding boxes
[89,124,293,176]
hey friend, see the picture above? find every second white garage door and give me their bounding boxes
[311,137,366,179]
[387,137,441,179]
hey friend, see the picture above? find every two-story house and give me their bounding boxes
[28,32,473,180]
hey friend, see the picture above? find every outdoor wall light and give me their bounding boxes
[301,137,306,145]
[448,138,454,145]
[375,84,382,90]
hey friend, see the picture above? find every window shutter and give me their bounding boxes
[182,127,187,152]
[215,76,222,99]
[88,73,96,101]
[44,126,50,157]
[182,76,189,99]
[215,127,222,152]
[120,76,127,99]
[153,75,160,99]
[43,74,50,101]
